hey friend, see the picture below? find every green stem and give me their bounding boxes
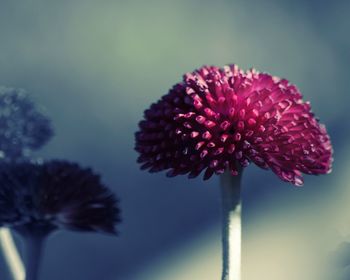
[220,170,242,280]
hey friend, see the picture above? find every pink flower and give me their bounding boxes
[135,65,333,186]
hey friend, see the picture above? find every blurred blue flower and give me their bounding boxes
[0,160,121,236]
[0,87,53,161]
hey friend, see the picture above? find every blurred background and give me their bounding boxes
[0,0,349,279]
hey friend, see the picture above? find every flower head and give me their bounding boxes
[0,87,53,161]
[0,160,121,234]
[135,65,333,185]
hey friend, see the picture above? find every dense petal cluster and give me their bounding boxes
[0,87,53,160]
[135,65,333,185]
[0,160,121,234]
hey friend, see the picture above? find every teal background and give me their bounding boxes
[0,0,349,279]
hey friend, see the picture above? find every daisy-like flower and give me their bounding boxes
[135,64,333,280]
[0,160,120,235]
[0,86,54,280]
[0,87,53,161]
[135,64,332,186]
[0,160,121,280]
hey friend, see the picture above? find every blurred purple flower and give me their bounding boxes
[0,160,121,235]
[135,65,333,185]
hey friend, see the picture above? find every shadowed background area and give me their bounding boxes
[0,0,349,279]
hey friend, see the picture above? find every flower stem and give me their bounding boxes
[220,170,242,280]
[22,234,46,280]
[0,228,25,280]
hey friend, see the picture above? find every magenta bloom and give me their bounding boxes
[135,65,333,186]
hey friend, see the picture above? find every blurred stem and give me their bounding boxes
[0,228,25,280]
[22,233,46,280]
[220,170,242,280]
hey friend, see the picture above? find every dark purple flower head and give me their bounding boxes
[0,160,121,235]
[135,65,333,186]
[0,87,53,161]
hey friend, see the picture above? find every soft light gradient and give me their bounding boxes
[0,0,348,279]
